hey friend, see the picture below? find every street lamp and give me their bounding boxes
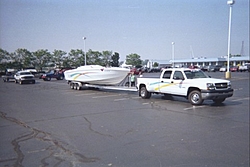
[83,37,87,65]
[172,42,175,67]
[226,0,235,79]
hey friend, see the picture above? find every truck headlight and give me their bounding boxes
[207,83,215,90]
[228,82,231,89]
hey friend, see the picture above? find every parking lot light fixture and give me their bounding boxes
[226,0,235,79]
[172,42,175,68]
[83,37,87,66]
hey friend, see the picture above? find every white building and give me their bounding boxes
[156,56,250,68]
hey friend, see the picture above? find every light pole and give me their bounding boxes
[226,0,235,79]
[83,37,87,66]
[172,42,175,67]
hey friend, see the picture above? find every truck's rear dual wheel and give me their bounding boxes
[188,90,204,105]
[140,86,151,99]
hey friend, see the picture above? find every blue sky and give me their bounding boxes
[0,0,249,61]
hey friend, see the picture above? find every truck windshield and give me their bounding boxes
[184,70,208,79]
[20,72,32,75]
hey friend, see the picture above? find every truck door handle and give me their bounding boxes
[171,81,174,83]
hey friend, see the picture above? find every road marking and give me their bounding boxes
[131,96,141,99]
[231,97,249,101]
[92,94,121,98]
[114,98,129,101]
[75,92,103,96]
[234,88,243,91]
[183,105,206,110]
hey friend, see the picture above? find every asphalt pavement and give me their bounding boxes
[0,71,249,167]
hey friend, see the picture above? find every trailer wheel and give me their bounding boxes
[188,90,203,105]
[70,83,74,89]
[75,83,81,90]
[73,83,78,90]
[140,86,151,99]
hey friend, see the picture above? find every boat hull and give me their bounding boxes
[64,65,130,85]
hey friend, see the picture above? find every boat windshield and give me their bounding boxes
[184,70,209,79]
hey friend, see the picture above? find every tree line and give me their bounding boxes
[0,48,144,71]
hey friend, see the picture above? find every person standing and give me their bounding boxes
[130,72,135,87]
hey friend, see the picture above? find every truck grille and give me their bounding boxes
[215,83,228,89]
[23,76,34,79]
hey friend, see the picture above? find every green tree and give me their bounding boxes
[153,62,159,67]
[111,52,120,67]
[87,49,102,65]
[0,49,10,71]
[33,49,51,71]
[126,53,142,66]
[101,50,112,66]
[68,49,84,67]
[52,49,67,68]
[14,48,33,69]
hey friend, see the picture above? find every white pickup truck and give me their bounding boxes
[14,71,36,84]
[137,68,233,105]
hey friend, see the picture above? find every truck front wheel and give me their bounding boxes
[140,86,151,99]
[188,90,203,105]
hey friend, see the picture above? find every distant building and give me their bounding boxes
[154,56,250,68]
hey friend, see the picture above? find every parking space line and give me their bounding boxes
[183,106,206,110]
[75,92,104,96]
[92,94,121,98]
[131,96,141,99]
[231,97,249,101]
[114,98,129,101]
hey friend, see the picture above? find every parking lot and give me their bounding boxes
[0,72,249,167]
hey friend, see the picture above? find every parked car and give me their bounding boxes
[200,66,208,72]
[189,65,200,69]
[2,69,17,82]
[219,66,227,72]
[214,65,222,72]
[230,66,238,72]
[130,67,143,75]
[148,67,161,73]
[238,65,248,72]
[207,65,215,72]
[41,69,64,81]
[2,72,16,82]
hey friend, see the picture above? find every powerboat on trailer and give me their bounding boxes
[64,65,130,85]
